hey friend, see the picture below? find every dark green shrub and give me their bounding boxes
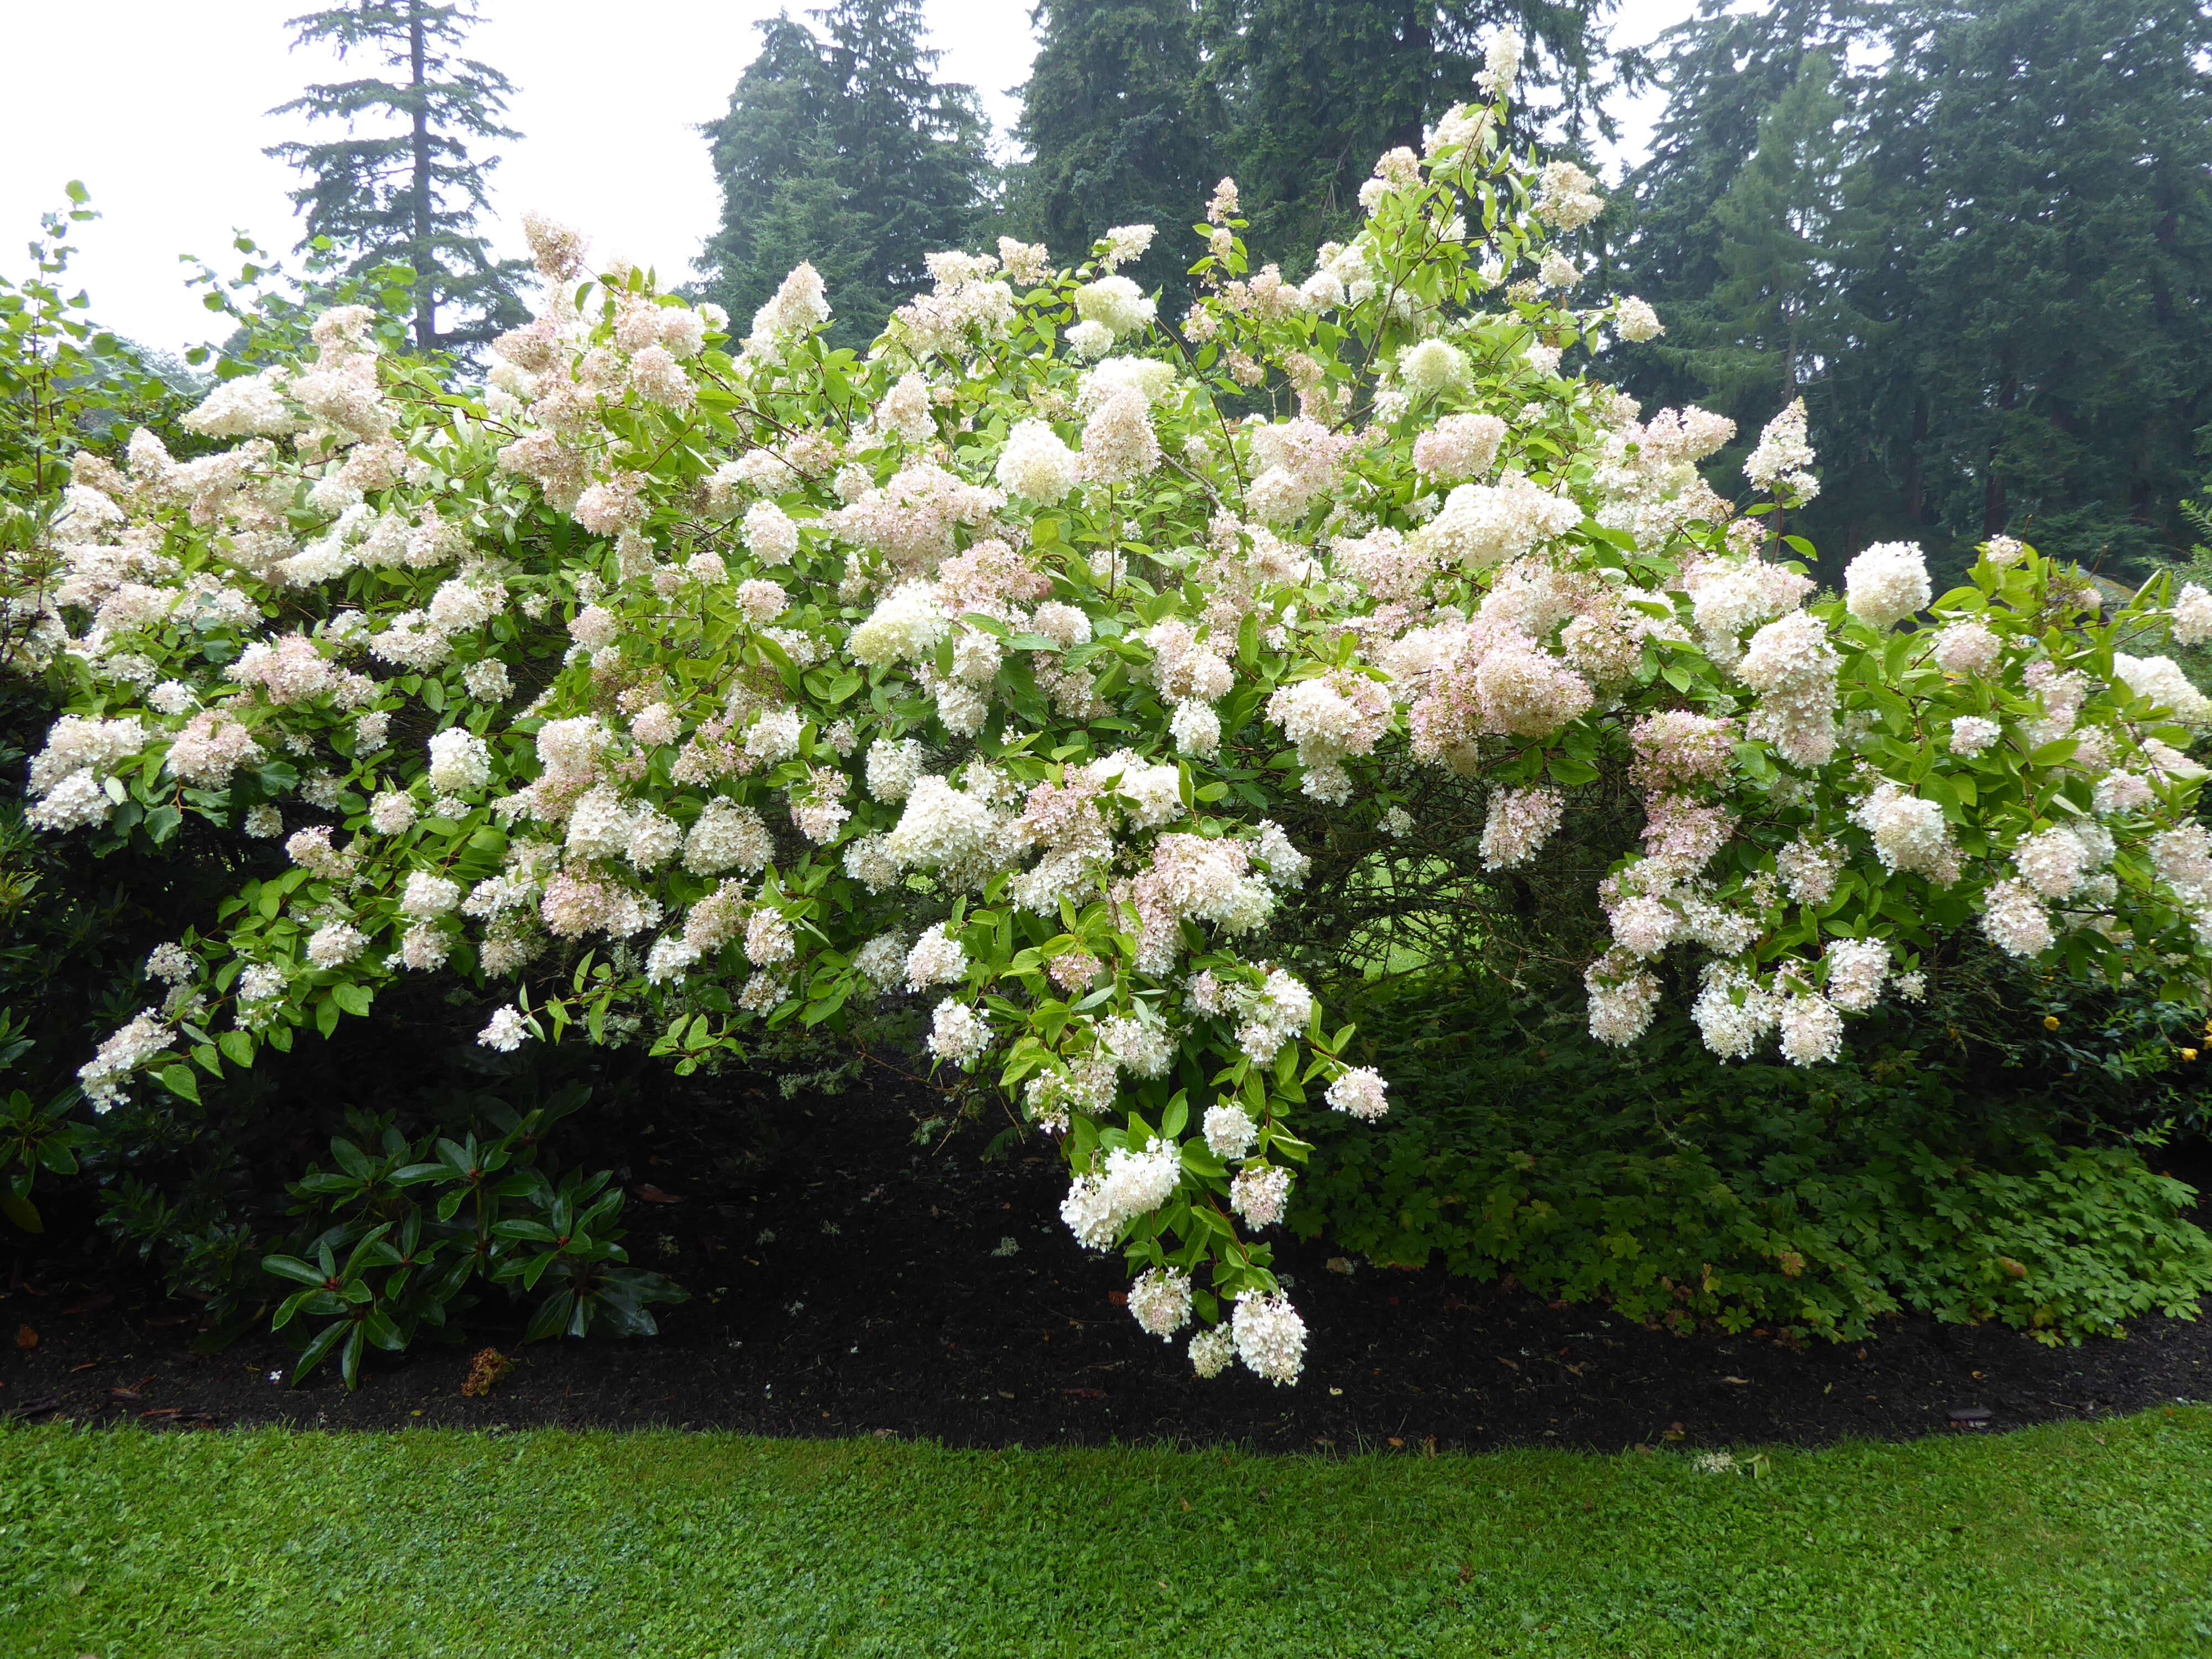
[1293,971,2212,1344]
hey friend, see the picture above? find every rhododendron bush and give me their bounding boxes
[11,43,2212,1384]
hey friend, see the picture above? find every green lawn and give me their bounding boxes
[5,1410,2210,1657]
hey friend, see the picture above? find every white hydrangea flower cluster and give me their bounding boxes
[1128,1267,1193,1339]
[1060,1140,1182,1249]
[1744,398,1819,501]
[1844,541,1933,629]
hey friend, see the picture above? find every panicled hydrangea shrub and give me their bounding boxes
[11,33,2211,1382]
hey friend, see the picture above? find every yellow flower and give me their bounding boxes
[2042,1015,2059,1031]
[2184,1048,2200,1063]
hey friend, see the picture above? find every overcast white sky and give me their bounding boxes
[0,0,1695,357]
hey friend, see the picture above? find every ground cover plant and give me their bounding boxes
[4,1409,2211,1657]
[1294,971,2212,1344]
[6,30,2212,1391]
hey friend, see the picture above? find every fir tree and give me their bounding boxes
[1617,26,1890,567]
[1699,56,1860,410]
[1014,0,1220,309]
[1622,0,2212,580]
[1197,0,1611,268]
[1855,0,2212,577]
[1617,0,1872,324]
[265,0,527,354]
[700,2,994,351]
[1612,1,1876,429]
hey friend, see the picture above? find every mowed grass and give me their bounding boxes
[5,1410,2211,1657]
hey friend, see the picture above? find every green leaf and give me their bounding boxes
[362,1308,407,1351]
[157,1065,201,1105]
[293,1320,348,1384]
[1179,1142,1225,1180]
[263,1254,327,1288]
[524,1290,577,1343]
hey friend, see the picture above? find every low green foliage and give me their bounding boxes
[0,185,188,504]
[0,1010,91,1232]
[1295,973,2212,1344]
[91,1079,686,1386]
[252,1096,684,1387]
[4,1412,2210,1656]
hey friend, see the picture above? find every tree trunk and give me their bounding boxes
[1983,373,2017,536]
[409,0,435,353]
[1902,396,1928,524]
[1981,453,2007,537]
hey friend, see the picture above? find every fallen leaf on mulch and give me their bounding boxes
[1722,1375,1752,1385]
[62,1293,114,1316]
[634,1185,684,1204]
[14,1325,35,1349]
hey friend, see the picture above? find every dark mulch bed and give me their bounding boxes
[6,1069,2209,1452]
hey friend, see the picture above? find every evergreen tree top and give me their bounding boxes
[1618,0,2212,583]
[1193,0,1616,271]
[698,2,993,350]
[266,0,526,354]
[1013,0,1222,312]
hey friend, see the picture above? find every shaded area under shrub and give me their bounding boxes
[1295,974,2212,1344]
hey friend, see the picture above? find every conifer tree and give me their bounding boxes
[1613,1,1874,415]
[1197,0,1610,267]
[1618,29,1890,567]
[265,0,527,354]
[1621,0,2212,580]
[1699,56,1860,410]
[1855,0,2212,577]
[1014,0,1220,309]
[700,2,993,350]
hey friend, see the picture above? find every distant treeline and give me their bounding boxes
[258,0,2212,581]
[696,0,2212,582]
